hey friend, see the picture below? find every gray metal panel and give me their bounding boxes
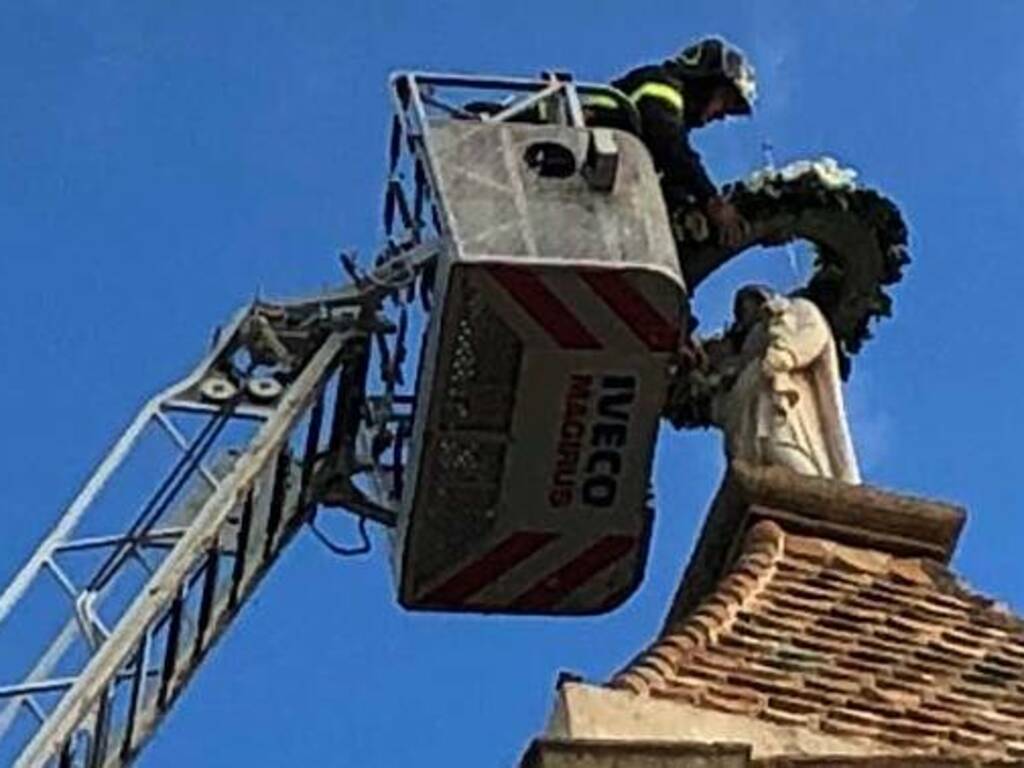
[425,122,683,283]
[393,121,685,614]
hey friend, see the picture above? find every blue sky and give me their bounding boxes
[2,2,1024,765]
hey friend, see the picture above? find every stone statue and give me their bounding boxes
[679,285,860,483]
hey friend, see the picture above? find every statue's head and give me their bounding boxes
[732,284,774,333]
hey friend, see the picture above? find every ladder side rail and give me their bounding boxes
[0,308,253,626]
[114,446,308,767]
[0,308,255,743]
[14,330,349,768]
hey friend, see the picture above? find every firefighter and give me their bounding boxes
[586,37,757,251]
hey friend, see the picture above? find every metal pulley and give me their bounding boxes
[247,377,284,402]
[200,376,238,403]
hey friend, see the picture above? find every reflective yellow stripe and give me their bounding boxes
[582,93,620,110]
[629,82,684,111]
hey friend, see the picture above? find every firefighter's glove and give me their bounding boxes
[706,196,749,249]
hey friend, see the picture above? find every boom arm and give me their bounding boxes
[0,248,433,767]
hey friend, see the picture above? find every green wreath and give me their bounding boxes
[667,158,910,427]
[677,158,909,376]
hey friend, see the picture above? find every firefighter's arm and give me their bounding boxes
[705,195,748,248]
[633,92,717,205]
[633,87,746,247]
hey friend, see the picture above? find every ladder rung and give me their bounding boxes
[263,450,292,562]
[158,589,185,710]
[192,546,221,664]
[119,637,148,762]
[87,687,111,768]
[229,491,256,610]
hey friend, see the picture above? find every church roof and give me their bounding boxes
[610,516,1024,762]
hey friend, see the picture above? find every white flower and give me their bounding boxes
[743,156,859,194]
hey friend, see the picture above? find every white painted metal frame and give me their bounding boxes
[7,323,348,767]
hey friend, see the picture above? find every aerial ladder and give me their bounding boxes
[0,72,686,767]
[0,71,908,767]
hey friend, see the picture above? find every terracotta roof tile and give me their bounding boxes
[610,521,1024,760]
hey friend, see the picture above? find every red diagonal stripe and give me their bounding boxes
[489,265,602,350]
[419,531,559,606]
[511,534,637,612]
[579,270,679,352]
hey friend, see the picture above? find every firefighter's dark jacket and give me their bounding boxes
[602,63,718,208]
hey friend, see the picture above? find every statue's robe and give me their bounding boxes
[713,295,861,483]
